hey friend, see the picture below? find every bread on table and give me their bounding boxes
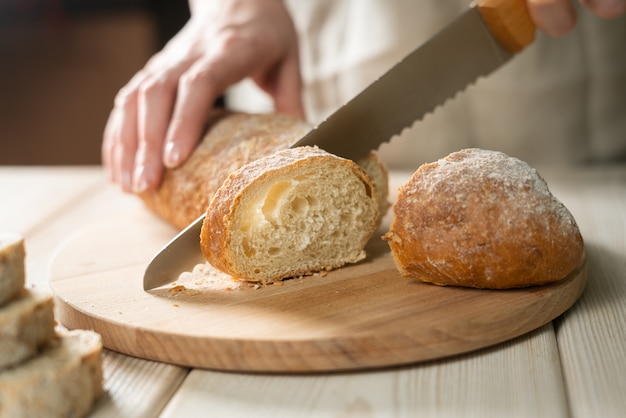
[0,329,103,418]
[201,146,379,283]
[0,233,26,306]
[384,148,584,289]
[0,289,56,370]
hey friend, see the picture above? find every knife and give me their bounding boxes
[143,0,536,291]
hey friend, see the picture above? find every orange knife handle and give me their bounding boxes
[476,0,536,53]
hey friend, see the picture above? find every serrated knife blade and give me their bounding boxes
[143,0,535,291]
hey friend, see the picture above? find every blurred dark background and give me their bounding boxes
[0,0,189,164]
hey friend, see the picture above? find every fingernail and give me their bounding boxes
[133,165,150,193]
[164,142,182,168]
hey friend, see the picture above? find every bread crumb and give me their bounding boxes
[168,285,186,294]
[170,262,244,295]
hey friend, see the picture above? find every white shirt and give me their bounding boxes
[228,0,626,168]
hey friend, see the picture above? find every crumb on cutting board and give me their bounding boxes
[168,262,244,295]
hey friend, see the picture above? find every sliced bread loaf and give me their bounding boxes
[201,146,379,283]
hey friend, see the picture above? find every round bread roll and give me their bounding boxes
[383,148,584,289]
[201,146,379,283]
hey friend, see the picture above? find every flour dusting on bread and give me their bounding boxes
[384,148,584,289]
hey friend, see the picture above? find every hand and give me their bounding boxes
[102,0,304,193]
[527,0,626,37]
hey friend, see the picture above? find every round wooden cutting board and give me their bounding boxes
[50,208,586,373]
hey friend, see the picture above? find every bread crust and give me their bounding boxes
[0,233,25,307]
[140,112,311,229]
[201,146,379,282]
[384,149,584,289]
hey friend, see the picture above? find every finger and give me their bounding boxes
[133,72,179,192]
[112,90,140,193]
[267,54,305,120]
[102,71,148,190]
[162,59,221,169]
[580,0,626,18]
[101,108,117,180]
[162,36,260,169]
[163,36,274,168]
[527,0,577,37]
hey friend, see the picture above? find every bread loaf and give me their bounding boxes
[140,112,311,229]
[201,146,379,283]
[140,111,389,230]
[0,329,103,418]
[0,233,25,306]
[0,289,56,370]
[384,148,584,289]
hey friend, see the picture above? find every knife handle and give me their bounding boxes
[477,0,536,53]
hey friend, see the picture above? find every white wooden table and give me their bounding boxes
[1,165,624,417]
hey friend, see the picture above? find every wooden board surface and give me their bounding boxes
[50,209,587,373]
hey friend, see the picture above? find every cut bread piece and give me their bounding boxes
[201,146,379,283]
[0,288,56,370]
[0,329,103,418]
[0,233,25,307]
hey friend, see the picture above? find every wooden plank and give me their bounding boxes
[161,325,568,418]
[0,166,103,289]
[91,351,187,418]
[544,167,626,418]
[0,166,102,237]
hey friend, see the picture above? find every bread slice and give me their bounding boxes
[0,288,56,370]
[0,233,25,307]
[201,146,379,283]
[384,148,584,289]
[0,329,103,418]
